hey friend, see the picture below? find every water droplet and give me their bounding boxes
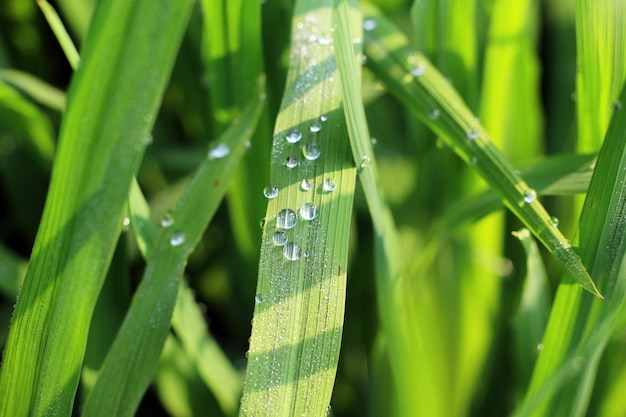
[259,92,267,101]
[122,217,130,231]
[550,216,559,227]
[276,209,298,229]
[320,115,328,122]
[286,130,302,143]
[358,155,372,172]
[309,122,322,133]
[323,178,337,192]
[523,189,537,204]
[244,140,252,148]
[170,231,186,247]
[428,109,440,120]
[255,294,264,303]
[263,185,279,199]
[161,213,174,228]
[259,217,266,229]
[537,343,544,351]
[370,137,378,145]
[411,65,425,77]
[300,179,313,191]
[303,250,309,257]
[363,18,377,31]
[466,128,479,140]
[208,142,230,159]
[140,134,153,146]
[300,203,318,220]
[283,242,301,261]
[272,230,288,246]
[302,142,321,160]
[285,156,299,168]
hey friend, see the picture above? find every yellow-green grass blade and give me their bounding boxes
[522,84,626,417]
[362,4,602,299]
[83,93,264,417]
[172,281,242,415]
[0,69,66,112]
[0,0,194,415]
[36,0,80,69]
[239,2,357,415]
[575,0,626,153]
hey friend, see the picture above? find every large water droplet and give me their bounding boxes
[320,115,328,122]
[300,203,318,220]
[208,142,230,159]
[263,185,279,199]
[161,213,174,228]
[283,242,301,261]
[466,128,479,140]
[272,230,288,246]
[255,294,264,304]
[170,231,186,247]
[286,130,302,143]
[300,179,313,191]
[323,178,337,192]
[411,65,425,77]
[550,216,559,227]
[310,122,322,133]
[358,155,372,172]
[363,18,377,31]
[302,142,321,160]
[523,189,537,203]
[285,156,299,168]
[276,208,298,229]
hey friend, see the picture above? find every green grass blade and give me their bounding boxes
[0,0,194,414]
[0,69,66,111]
[362,4,602,299]
[83,94,264,417]
[522,84,626,417]
[239,2,357,415]
[36,0,80,70]
[575,0,626,153]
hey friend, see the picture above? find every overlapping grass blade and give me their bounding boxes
[0,69,66,111]
[521,84,626,417]
[83,93,264,417]
[239,1,357,415]
[362,4,602,298]
[0,0,194,415]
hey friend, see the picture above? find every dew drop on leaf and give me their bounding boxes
[286,130,302,143]
[302,142,321,160]
[208,142,230,159]
[283,242,301,261]
[272,230,288,246]
[285,156,299,168]
[276,209,298,229]
[300,179,313,191]
[363,18,377,31]
[169,231,185,247]
[523,189,537,204]
[323,178,337,192]
[160,213,174,228]
[310,122,322,133]
[300,203,318,220]
[263,185,279,199]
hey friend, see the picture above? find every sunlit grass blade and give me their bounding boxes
[83,93,264,417]
[362,4,602,298]
[0,69,66,111]
[522,84,626,416]
[0,0,194,414]
[239,1,357,415]
[36,0,80,69]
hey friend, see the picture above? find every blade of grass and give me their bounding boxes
[82,92,264,417]
[36,0,80,69]
[522,84,626,417]
[362,4,602,298]
[0,69,66,111]
[0,0,194,414]
[239,1,357,415]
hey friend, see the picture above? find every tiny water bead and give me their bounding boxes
[523,189,537,204]
[283,242,301,261]
[272,231,288,246]
[169,231,186,247]
[208,142,230,159]
[259,217,266,229]
[428,109,440,120]
[285,156,299,168]
[263,185,279,199]
[358,155,372,172]
[276,208,298,229]
[255,294,264,304]
[363,18,377,31]
[160,213,174,228]
[550,216,560,227]
[300,179,313,191]
[323,178,337,192]
[320,114,328,122]
[285,130,302,143]
[302,142,321,160]
[466,128,480,140]
[300,203,318,220]
[309,122,322,133]
[411,65,425,77]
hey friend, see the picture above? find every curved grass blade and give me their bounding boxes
[36,0,80,69]
[362,4,602,299]
[82,93,264,417]
[239,2,357,415]
[0,69,66,112]
[0,0,194,415]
